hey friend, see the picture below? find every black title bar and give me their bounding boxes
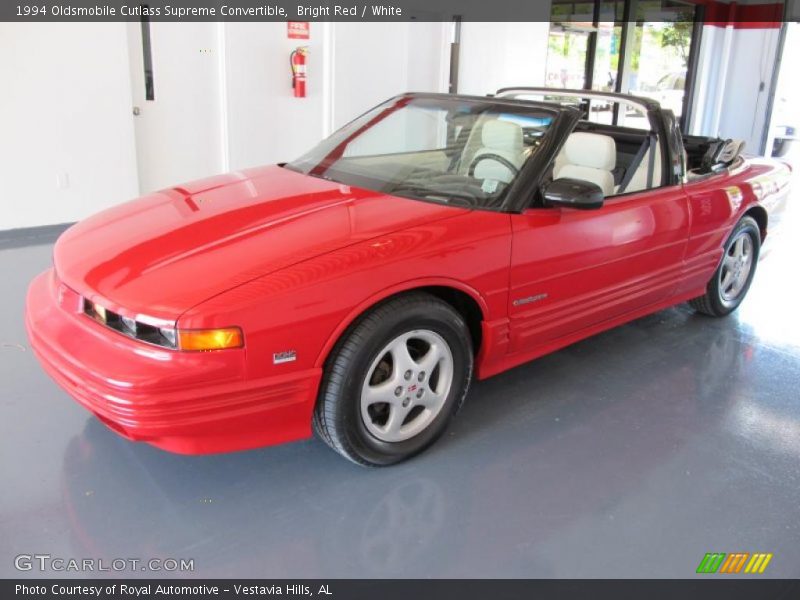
[0,0,791,22]
[5,579,800,600]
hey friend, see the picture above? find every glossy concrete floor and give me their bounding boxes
[2,196,800,580]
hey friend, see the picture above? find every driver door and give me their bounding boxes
[507,182,690,355]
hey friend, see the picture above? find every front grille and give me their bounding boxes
[82,298,177,349]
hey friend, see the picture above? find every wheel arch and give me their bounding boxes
[744,204,768,241]
[314,279,488,370]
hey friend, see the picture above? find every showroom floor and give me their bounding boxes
[2,184,799,579]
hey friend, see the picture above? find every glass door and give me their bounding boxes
[545,0,701,130]
[545,25,592,90]
[625,1,698,124]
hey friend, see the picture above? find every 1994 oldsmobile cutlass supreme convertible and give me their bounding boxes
[26,89,791,465]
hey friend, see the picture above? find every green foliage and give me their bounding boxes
[661,21,693,66]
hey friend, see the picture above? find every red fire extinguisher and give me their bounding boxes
[290,46,308,98]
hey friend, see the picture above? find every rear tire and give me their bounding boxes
[313,292,473,466]
[689,216,760,317]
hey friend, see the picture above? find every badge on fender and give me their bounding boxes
[273,350,297,364]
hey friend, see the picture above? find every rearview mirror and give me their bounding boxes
[542,178,604,210]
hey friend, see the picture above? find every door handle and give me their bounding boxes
[132,106,141,116]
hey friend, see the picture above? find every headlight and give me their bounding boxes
[83,298,243,351]
[159,327,177,348]
[121,315,137,334]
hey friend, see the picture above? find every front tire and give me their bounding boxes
[313,292,473,466]
[689,216,760,317]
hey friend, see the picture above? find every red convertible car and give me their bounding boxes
[26,89,790,465]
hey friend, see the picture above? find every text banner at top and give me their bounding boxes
[0,0,790,23]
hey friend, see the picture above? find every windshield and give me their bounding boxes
[285,95,557,210]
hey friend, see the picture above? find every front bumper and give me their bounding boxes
[25,269,321,454]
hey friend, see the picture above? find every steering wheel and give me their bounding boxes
[468,153,520,178]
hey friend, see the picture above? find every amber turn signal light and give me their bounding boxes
[178,327,244,351]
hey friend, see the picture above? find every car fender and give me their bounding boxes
[313,276,490,369]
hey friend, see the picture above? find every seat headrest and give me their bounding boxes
[481,120,523,153]
[562,132,616,171]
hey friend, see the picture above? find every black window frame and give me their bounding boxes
[495,87,685,211]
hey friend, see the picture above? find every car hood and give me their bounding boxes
[54,166,467,321]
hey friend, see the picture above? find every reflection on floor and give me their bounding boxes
[1,177,799,579]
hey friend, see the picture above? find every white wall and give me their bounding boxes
[689,24,782,154]
[223,21,449,171]
[764,22,800,155]
[224,22,329,169]
[128,22,225,192]
[0,23,139,231]
[457,22,551,96]
[718,27,781,154]
[0,21,449,231]
[332,22,449,128]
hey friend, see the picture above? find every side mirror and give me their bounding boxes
[542,178,604,210]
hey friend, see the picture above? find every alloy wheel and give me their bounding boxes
[719,231,754,306]
[360,330,454,443]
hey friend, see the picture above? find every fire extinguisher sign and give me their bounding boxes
[288,22,310,40]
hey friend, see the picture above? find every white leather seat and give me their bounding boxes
[471,120,525,184]
[554,132,617,196]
